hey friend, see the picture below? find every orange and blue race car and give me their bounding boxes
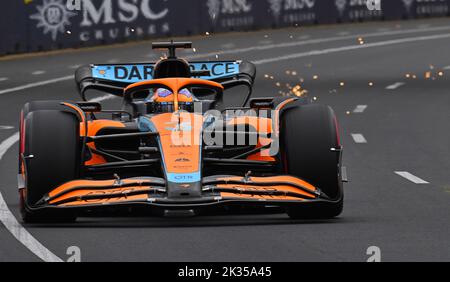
[18,42,345,222]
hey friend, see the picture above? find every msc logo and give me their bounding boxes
[206,0,252,22]
[402,0,414,12]
[32,0,170,41]
[268,0,316,19]
[30,0,77,40]
[335,0,381,16]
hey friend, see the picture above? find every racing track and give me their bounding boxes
[0,18,449,262]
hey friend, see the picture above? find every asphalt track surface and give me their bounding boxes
[0,18,449,262]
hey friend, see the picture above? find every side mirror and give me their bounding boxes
[249,98,274,110]
[76,102,102,112]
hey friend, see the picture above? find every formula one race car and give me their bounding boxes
[18,42,345,222]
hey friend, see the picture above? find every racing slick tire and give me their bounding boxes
[280,103,343,219]
[20,108,80,223]
[22,100,66,115]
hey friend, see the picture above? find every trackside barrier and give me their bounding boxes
[0,0,449,55]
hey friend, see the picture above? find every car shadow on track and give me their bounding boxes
[23,214,360,228]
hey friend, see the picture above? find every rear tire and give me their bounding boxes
[280,103,343,219]
[21,109,80,223]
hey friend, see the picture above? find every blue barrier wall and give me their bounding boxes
[1,0,449,55]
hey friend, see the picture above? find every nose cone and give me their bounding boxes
[144,113,204,198]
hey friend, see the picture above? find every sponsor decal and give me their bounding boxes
[335,0,347,17]
[334,0,383,20]
[167,172,201,183]
[268,0,283,19]
[175,158,190,163]
[415,0,449,17]
[230,186,278,193]
[207,0,221,23]
[173,165,195,170]
[206,0,254,29]
[92,62,240,83]
[82,187,145,202]
[93,64,152,83]
[94,66,113,78]
[30,0,77,40]
[268,0,317,24]
[101,65,154,82]
[403,0,414,13]
[190,62,240,79]
[31,0,170,42]
[169,145,191,148]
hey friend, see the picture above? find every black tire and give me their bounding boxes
[22,100,67,116]
[19,101,69,174]
[21,109,80,223]
[280,103,343,219]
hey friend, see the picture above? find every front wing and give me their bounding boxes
[28,175,336,214]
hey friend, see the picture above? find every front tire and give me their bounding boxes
[280,103,343,219]
[21,109,80,223]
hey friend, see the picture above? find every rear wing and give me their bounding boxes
[75,60,256,101]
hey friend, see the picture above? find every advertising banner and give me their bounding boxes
[0,0,449,55]
[25,0,174,52]
[0,1,28,55]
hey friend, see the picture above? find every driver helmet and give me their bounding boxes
[151,88,194,112]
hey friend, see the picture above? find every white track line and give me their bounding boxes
[0,77,9,82]
[0,93,110,261]
[2,27,450,96]
[188,25,450,59]
[69,64,81,69]
[0,133,63,262]
[0,126,14,130]
[253,33,450,65]
[31,70,46,75]
[221,43,236,49]
[0,75,72,96]
[418,24,431,29]
[353,105,368,113]
[0,24,446,262]
[88,94,115,103]
[386,82,405,90]
[395,171,429,184]
[351,133,367,143]
[0,194,63,262]
[0,133,19,161]
[443,66,450,70]
[258,40,273,45]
